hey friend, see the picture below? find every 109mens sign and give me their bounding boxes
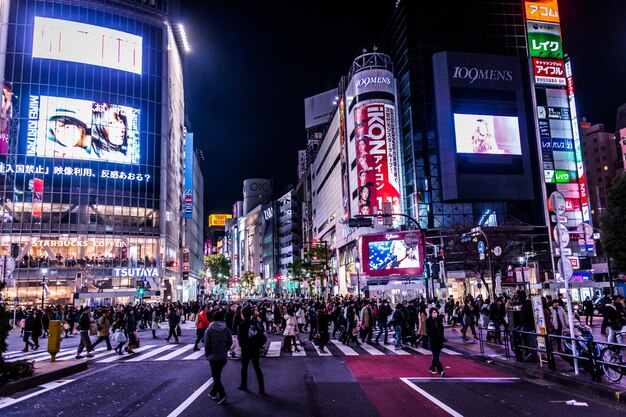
[451,66,513,84]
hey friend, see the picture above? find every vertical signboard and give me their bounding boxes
[32,178,43,217]
[339,98,351,221]
[525,0,595,261]
[0,86,12,155]
[184,132,193,219]
[354,103,401,216]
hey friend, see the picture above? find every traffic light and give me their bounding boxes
[348,217,374,228]
[138,282,145,296]
[166,261,178,268]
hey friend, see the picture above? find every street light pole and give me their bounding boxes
[355,256,361,299]
[40,268,48,310]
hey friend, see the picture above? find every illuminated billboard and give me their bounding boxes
[527,21,563,59]
[454,114,522,155]
[533,58,566,86]
[208,214,233,227]
[361,231,424,278]
[524,0,560,23]
[32,17,143,74]
[27,96,140,164]
[354,103,401,216]
[0,86,12,155]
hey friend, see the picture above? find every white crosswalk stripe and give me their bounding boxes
[442,348,462,356]
[329,339,358,356]
[359,342,385,355]
[97,345,156,363]
[265,341,282,358]
[155,344,194,361]
[182,348,205,360]
[126,344,175,362]
[312,343,332,356]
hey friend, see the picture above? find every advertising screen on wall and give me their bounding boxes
[32,17,142,74]
[26,96,140,164]
[361,231,424,278]
[454,114,522,155]
[354,103,401,216]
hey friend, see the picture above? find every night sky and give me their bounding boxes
[181,0,626,215]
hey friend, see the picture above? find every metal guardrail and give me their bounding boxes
[512,329,626,383]
[476,325,511,359]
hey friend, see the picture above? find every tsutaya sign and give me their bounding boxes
[113,267,160,277]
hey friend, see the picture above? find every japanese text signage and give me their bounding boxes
[525,0,560,23]
[533,58,565,86]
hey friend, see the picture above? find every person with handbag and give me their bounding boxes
[193,305,211,351]
[282,308,300,352]
[112,313,128,355]
[151,308,159,339]
[75,306,95,359]
[92,310,113,351]
[316,304,331,353]
[165,306,180,343]
[205,309,232,406]
[125,308,138,353]
[237,306,266,396]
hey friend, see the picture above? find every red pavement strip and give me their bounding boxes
[345,356,509,417]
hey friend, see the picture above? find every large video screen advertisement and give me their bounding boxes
[454,114,522,155]
[361,231,424,278]
[26,96,140,164]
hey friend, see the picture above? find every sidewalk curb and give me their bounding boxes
[0,361,88,397]
[447,344,626,405]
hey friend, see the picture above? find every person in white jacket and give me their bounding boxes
[549,299,568,352]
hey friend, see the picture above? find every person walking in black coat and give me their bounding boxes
[426,308,445,377]
[237,306,266,395]
[165,307,180,343]
[205,309,232,406]
[317,304,331,353]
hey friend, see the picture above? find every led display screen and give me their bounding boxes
[454,114,522,155]
[361,232,424,278]
[27,96,140,164]
[32,17,142,74]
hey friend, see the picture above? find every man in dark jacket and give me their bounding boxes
[426,308,445,377]
[375,300,391,344]
[237,306,266,395]
[582,297,594,326]
[205,309,232,406]
[165,307,180,343]
[75,306,94,359]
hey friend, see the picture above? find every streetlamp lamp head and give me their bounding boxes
[41,268,48,275]
[355,256,361,271]
[518,257,524,263]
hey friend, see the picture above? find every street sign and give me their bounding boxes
[552,223,570,246]
[477,241,485,254]
[479,253,485,261]
[492,246,502,257]
[549,191,566,215]
[13,296,18,305]
[141,275,146,282]
[558,257,574,281]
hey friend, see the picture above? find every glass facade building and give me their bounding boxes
[0,0,187,306]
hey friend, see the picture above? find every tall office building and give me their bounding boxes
[0,0,190,305]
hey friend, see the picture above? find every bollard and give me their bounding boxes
[48,320,62,362]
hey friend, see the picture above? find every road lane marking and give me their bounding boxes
[403,345,432,355]
[329,339,358,356]
[359,342,385,356]
[265,341,282,357]
[442,348,462,356]
[166,378,214,417]
[182,349,205,360]
[0,379,75,410]
[312,343,332,356]
[126,344,175,362]
[155,344,194,361]
[96,345,155,363]
[400,377,464,417]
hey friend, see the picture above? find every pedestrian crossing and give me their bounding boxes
[4,331,463,363]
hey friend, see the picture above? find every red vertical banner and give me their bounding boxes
[354,103,401,216]
[0,85,13,155]
[32,178,44,217]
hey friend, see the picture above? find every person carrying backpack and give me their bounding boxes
[205,309,232,406]
[237,306,267,396]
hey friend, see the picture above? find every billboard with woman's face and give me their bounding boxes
[26,96,140,164]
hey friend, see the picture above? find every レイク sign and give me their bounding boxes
[113,268,160,277]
